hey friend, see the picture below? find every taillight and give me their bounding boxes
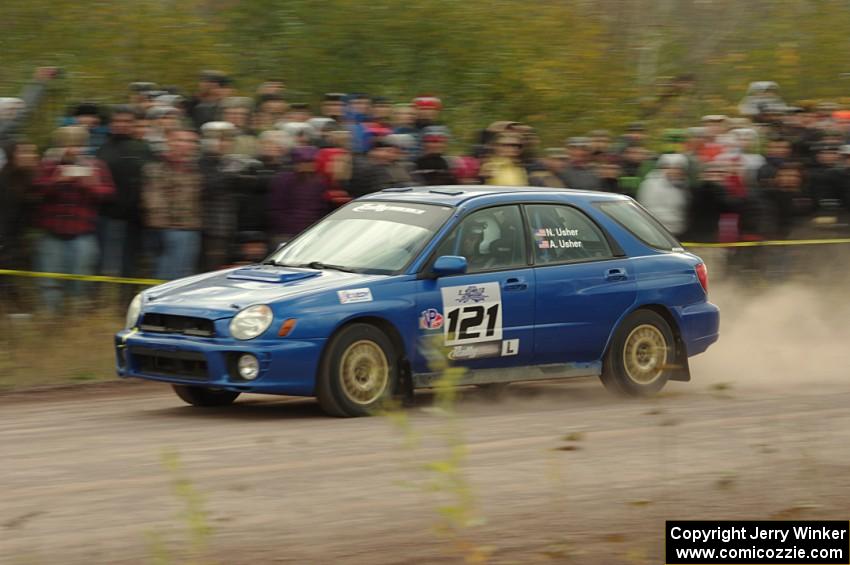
[695,262,709,294]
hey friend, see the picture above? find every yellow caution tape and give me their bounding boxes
[682,238,850,248]
[0,269,164,286]
[2,237,850,284]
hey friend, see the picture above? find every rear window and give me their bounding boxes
[596,200,681,251]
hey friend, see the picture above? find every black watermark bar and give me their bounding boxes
[666,521,849,564]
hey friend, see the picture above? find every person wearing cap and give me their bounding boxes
[33,126,115,313]
[616,143,652,197]
[349,138,411,196]
[412,95,442,133]
[269,146,329,243]
[637,153,690,236]
[144,106,181,156]
[414,126,456,185]
[95,106,153,283]
[221,97,257,156]
[142,128,203,280]
[198,121,245,270]
[561,137,601,191]
[480,133,528,186]
[62,102,108,155]
[529,148,567,188]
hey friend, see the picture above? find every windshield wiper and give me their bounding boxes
[296,261,359,273]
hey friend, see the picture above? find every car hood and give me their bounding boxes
[142,265,387,318]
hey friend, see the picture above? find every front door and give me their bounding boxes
[414,205,534,374]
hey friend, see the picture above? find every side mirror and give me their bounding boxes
[432,255,467,277]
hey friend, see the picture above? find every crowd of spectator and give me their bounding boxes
[2,70,850,313]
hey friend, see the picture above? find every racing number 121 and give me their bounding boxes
[446,304,499,342]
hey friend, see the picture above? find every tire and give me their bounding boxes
[316,323,398,417]
[600,310,675,397]
[172,385,240,407]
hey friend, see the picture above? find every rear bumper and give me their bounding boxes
[115,330,326,396]
[677,301,720,356]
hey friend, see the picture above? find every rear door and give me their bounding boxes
[524,203,636,364]
[414,205,534,372]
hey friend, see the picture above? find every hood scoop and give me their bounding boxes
[226,266,322,284]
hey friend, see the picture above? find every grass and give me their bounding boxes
[0,308,124,390]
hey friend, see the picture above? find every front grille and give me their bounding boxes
[140,313,215,337]
[130,346,208,380]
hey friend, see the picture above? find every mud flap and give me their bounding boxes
[667,336,691,382]
[397,358,415,406]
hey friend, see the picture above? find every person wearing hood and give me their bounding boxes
[95,106,153,280]
[269,146,330,243]
[637,153,690,236]
[738,81,785,118]
[315,147,352,208]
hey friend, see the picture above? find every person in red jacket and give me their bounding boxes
[33,126,115,313]
[315,147,352,208]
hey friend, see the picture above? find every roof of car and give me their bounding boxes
[359,185,629,207]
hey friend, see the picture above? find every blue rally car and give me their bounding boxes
[116,186,719,417]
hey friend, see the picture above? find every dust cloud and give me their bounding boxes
[690,280,850,392]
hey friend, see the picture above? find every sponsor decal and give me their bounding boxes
[440,282,502,346]
[352,203,426,215]
[448,342,502,361]
[337,288,373,304]
[501,339,519,356]
[419,308,444,330]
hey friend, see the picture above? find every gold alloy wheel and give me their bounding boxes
[339,339,390,405]
[622,324,668,385]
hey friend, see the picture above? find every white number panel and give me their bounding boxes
[440,282,503,346]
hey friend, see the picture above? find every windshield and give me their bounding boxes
[267,201,454,274]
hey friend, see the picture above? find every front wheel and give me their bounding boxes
[600,310,674,397]
[172,385,241,407]
[316,323,398,417]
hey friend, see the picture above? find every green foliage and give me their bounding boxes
[4,0,850,144]
[145,450,214,565]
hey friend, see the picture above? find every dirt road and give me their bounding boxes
[2,283,849,564]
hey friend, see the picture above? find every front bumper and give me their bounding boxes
[115,330,326,396]
[677,301,720,356]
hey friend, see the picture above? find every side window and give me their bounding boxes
[526,204,613,264]
[433,206,526,273]
[596,200,680,251]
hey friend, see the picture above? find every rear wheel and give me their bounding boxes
[172,385,240,407]
[601,310,674,397]
[316,323,398,417]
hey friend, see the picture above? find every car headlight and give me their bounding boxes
[230,305,273,340]
[126,293,143,329]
